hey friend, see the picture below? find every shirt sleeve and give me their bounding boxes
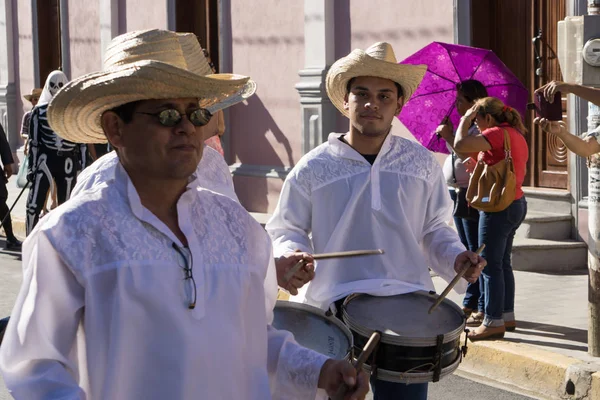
[265,174,313,258]
[420,163,467,293]
[586,125,600,144]
[20,113,30,138]
[266,325,329,400]
[0,124,14,166]
[481,126,504,149]
[0,231,86,399]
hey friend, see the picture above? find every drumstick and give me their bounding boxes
[428,244,485,314]
[283,249,384,282]
[330,331,381,400]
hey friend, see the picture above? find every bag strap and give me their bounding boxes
[502,128,512,161]
[451,152,457,184]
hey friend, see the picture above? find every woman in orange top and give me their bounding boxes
[454,96,529,341]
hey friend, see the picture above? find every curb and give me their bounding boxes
[459,338,600,399]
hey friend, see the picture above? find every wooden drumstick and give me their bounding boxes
[330,331,381,400]
[283,249,384,282]
[428,244,485,314]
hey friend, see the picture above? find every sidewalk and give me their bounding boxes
[432,273,597,399]
[4,176,600,399]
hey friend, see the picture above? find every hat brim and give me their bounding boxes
[326,49,427,117]
[48,59,255,144]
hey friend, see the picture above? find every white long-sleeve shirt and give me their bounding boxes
[0,163,327,399]
[266,132,467,310]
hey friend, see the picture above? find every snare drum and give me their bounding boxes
[342,291,466,384]
[273,301,353,360]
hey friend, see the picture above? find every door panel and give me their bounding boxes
[471,0,568,189]
[536,0,568,189]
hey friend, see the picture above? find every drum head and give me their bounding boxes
[344,291,464,340]
[273,301,352,360]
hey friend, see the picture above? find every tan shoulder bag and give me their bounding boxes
[466,129,517,213]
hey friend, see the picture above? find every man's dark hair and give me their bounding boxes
[456,80,488,103]
[346,78,404,99]
[110,101,143,123]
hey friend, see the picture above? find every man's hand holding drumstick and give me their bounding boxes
[276,251,315,295]
[454,249,486,283]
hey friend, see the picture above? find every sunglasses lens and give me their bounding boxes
[158,109,181,127]
[190,109,212,127]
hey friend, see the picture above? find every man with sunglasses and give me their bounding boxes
[0,29,367,400]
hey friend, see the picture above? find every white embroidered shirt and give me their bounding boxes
[266,133,467,310]
[0,163,328,399]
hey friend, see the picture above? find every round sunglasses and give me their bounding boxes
[136,108,212,127]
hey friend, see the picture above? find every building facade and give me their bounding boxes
[0,0,590,245]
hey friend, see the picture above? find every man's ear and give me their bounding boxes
[101,111,123,150]
[395,96,404,116]
[343,93,350,111]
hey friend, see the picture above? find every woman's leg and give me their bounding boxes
[502,198,528,325]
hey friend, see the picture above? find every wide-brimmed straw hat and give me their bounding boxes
[48,29,256,143]
[23,88,42,103]
[326,42,427,117]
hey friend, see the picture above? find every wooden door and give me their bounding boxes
[175,0,220,71]
[471,0,568,189]
[36,0,61,85]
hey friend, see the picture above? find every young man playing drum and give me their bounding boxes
[0,29,367,400]
[266,42,486,399]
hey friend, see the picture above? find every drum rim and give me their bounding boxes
[341,291,466,347]
[274,300,354,359]
[360,350,462,384]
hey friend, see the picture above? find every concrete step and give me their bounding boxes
[522,187,572,215]
[512,238,587,273]
[516,211,573,241]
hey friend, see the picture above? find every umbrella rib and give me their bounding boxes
[485,82,528,90]
[409,87,455,101]
[426,70,458,86]
[446,45,463,82]
[468,52,490,80]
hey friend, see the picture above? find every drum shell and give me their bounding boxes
[342,292,466,383]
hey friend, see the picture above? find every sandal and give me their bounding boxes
[466,311,484,327]
[467,324,505,341]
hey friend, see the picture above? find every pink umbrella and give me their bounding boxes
[398,42,528,154]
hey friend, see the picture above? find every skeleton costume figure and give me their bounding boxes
[26,70,87,234]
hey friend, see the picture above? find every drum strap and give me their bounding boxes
[432,334,444,382]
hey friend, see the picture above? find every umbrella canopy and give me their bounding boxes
[398,42,529,154]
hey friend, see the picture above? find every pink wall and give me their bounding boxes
[125,0,168,32]
[346,0,454,165]
[68,0,101,78]
[228,1,305,213]
[230,1,454,212]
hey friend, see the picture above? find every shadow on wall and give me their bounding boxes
[231,94,294,212]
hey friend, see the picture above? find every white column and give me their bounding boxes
[59,0,70,79]
[453,0,471,45]
[99,0,119,60]
[295,0,337,154]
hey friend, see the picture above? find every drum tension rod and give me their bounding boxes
[462,329,469,358]
[432,334,444,382]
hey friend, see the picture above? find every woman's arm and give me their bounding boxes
[454,106,492,153]
[535,118,600,158]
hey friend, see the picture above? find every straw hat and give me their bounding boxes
[326,42,427,117]
[48,29,256,143]
[23,88,42,103]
